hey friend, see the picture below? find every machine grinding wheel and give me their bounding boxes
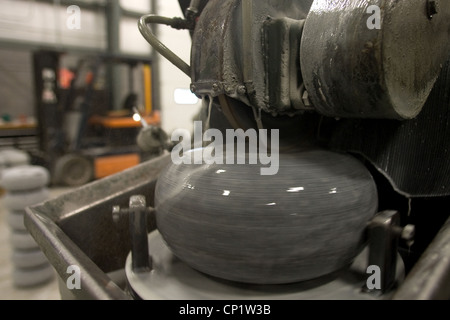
[300,0,450,119]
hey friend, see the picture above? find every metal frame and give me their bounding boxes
[392,216,450,300]
[24,154,171,300]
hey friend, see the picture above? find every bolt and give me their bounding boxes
[130,195,147,208]
[402,224,416,247]
[401,225,415,242]
[212,83,220,92]
[237,85,247,95]
[225,86,234,94]
[112,206,128,225]
[393,224,415,247]
[393,224,415,240]
[190,84,196,93]
[427,0,439,19]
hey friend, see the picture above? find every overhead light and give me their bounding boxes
[133,112,142,122]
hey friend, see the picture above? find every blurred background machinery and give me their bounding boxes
[33,51,160,187]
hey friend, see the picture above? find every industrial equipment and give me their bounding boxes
[25,0,450,300]
[33,51,160,186]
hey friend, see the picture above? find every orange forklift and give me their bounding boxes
[33,51,160,187]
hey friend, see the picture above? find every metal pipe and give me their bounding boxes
[393,216,450,300]
[138,14,191,77]
[122,9,149,20]
[188,0,202,10]
[149,0,161,113]
[106,0,122,110]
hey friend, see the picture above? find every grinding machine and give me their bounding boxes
[25,0,450,300]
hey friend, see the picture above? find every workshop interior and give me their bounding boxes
[0,0,449,300]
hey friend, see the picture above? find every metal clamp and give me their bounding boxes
[112,195,155,273]
[365,210,415,294]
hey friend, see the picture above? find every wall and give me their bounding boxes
[119,0,153,55]
[0,49,34,119]
[0,0,107,50]
[0,0,152,54]
[154,0,202,135]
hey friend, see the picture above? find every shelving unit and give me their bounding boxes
[0,125,39,154]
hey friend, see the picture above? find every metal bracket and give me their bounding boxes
[365,210,415,294]
[113,195,154,273]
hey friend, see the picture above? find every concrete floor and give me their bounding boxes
[0,188,73,300]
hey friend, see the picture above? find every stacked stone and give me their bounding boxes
[0,165,55,288]
[0,149,30,176]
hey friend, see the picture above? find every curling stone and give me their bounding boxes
[155,146,378,285]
